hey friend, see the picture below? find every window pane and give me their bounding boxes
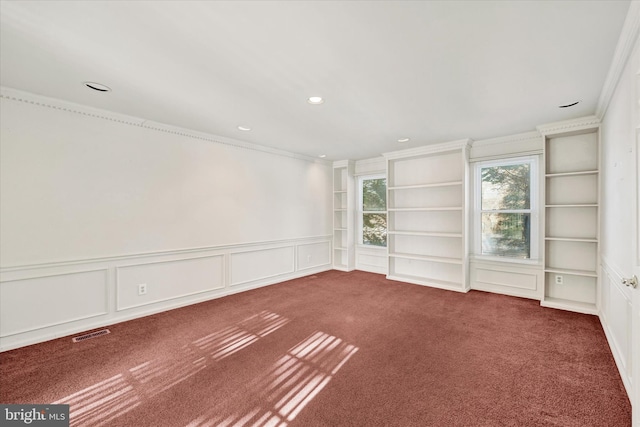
[481,164,530,210]
[481,213,530,258]
[363,213,387,247]
[362,178,386,211]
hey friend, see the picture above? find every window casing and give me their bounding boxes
[474,156,539,261]
[358,175,387,247]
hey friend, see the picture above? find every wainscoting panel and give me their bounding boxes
[0,236,331,352]
[470,260,543,300]
[230,246,296,287]
[117,255,225,311]
[355,246,387,275]
[599,261,632,395]
[0,269,108,337]
[296,241,331,271]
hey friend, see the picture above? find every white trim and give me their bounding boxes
[595,2,640,120]
[536,116,601,136]
[472,131,541,147]
[599,259,633,399]
[0,235,331,272]
[0,86,329,165]
[0,269,110,337]
[114,254,226,312]
[383,139,473,160]
[0,236,332,352]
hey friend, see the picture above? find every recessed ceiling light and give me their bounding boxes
[398,138,410,143]
[237,125,252,131]
[307,96,324,105]
[83,82,111,92]
[319,154,327,158]
[559,101,579,108]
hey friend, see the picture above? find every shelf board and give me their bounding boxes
[333,246,347,251]
[544,237,598,243]
[388,181,462,190]
[333,190,347,194]
[333,228,347,231]
[388,231,462,238]
[386,274,465,292]
[545,170,598,178]
[544,267,597,277]
[388,207,462,212]
[389,252,462,264]
[540,297,597,315]
[545,204,598,208]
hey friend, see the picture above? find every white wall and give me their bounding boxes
[0,89,333,351]
[599,36,639,396]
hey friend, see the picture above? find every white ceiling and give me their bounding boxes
[0,1,631,160]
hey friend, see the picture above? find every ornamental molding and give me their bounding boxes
[0,86,326,164]
[536,115,601,136]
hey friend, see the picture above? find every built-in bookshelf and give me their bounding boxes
[333,160,355,271]
[383,140,471,292]
[539,121,600,314]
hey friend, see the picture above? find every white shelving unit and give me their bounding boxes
[539,123,600,314]
[383,140,472,292]
[333,160,355,271]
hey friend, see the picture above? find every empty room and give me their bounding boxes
[1,1,639,426]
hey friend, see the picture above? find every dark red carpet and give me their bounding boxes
[0,270,631,426]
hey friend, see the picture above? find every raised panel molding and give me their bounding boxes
[116,255,225,311]
[230,246,296,287]
[0,269,108,337]
[0,236,331,352]
[296,241,331,271]
[470,260,543,300]
[599,260,632,397]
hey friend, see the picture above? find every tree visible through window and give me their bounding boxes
[361,177,387,247]
[480,161,533,258]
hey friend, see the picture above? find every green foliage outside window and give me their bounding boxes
[362,178,387,247]
[481,164,531,258]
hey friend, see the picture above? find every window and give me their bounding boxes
[475,157,538,260]
[358,175,387,247]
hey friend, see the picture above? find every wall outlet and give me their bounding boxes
[138,283,147,295]
[307,255,312,262]
[555,275,563,285]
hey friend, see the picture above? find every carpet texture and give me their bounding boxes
[0,270,631,426]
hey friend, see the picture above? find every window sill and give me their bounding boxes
[469,254,542,267]
[357,244,387,251]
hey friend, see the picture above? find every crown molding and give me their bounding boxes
[471,131,541,147]
[382,138,473,160]
[354,156,385,165]
[332,159,355,168]
[536,115,601,136]
[595,1,640,120]
[0,86,329,165]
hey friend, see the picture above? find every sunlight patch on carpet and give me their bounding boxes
[53,311,289,426]
[186,331,359,426]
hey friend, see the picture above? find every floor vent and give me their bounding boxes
[72,329,110,343]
